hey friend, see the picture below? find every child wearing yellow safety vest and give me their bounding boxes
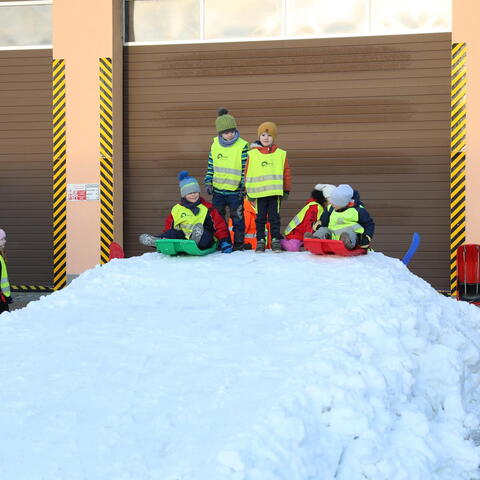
[204,108,250,251]
[282,184,335,250]
[310,184,375,250]
[139,171,232,253]
[245,121,291,253]
[0,229,12,314]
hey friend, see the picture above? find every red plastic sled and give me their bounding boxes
[456,244,480,305]
[109,242,125,260]
[304,238,367,257]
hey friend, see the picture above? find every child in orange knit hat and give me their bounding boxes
[245,122,291,253]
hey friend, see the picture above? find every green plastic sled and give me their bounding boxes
[155,238,218,256]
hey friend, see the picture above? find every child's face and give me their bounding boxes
[259,132,273,147]
[221,129,236,141]
[185,192,200,202]
[0,238,5,249]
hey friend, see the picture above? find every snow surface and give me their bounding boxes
[1,251,480,480]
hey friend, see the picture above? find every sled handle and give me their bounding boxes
[402,232,421,266]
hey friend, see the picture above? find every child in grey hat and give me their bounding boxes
[309,184,375,250]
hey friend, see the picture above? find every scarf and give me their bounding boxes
[180,197,202,215]
[218,129,240,147]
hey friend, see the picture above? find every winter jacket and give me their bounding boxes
[244,144,292,194]
[162,197,230,243]
[285,198,323,241]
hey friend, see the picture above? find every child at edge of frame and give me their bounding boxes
[0,229,12,314]
[204,108,251,251]
[245,121,291,253]
[139,171,233,253]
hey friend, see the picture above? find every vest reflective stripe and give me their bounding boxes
[0,255,10,297]
[171,204,209,239]
[329,208,364,239]
[284,201,322,235]
[211,137,248,191]
[246,148,286,198]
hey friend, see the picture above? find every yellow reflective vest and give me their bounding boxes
[328,207,364,239]
[0,254,11,299]
[171,204,209,239]
[211,136,248,191]
[245,148,286,198]
[284,201,323,236]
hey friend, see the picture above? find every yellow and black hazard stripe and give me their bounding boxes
[11,285,54,293]
[99,57,114,264]
[52,59,67,290]
[450,43,466,297]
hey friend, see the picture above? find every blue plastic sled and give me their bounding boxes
[155,239,218,256]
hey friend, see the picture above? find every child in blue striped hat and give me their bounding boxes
[139,171,232,252]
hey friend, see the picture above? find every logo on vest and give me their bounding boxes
[336,218,345,225]
[217,153,227,160]
[261,161,272,167]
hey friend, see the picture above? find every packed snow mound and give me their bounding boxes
[1,251,480,480]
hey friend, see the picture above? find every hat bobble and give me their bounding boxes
[0,229,5,240]
[215,107,237,133]
[329,184,354,208]
[314,183,336,200]
[178,170,200,198]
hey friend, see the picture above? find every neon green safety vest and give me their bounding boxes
[329,207,364,240]
[245,148,286,198]
[0,255,11,299]
[171,204,209,239]
[284,201,323,236]
[211,136,248,191]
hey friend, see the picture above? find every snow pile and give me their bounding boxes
[1,251,480,480]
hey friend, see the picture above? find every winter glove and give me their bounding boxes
[312,220,322,232]
[206,184,214,195]
[220,240,233,254]
[359,234,371,249]
[282,191,289,201]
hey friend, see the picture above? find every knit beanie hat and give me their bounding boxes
[0,229,5,240]
[178,170,200,197]
[329,184,354,208]
[257,121,277,141]
[314,183,336,200]
[215,107,237,133]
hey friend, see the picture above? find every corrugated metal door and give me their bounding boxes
[0,49,53,286]
[124,33,451,289]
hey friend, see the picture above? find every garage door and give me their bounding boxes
[0,49,53,287]
[124,32,451,290]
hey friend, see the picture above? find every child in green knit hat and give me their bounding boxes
[204,108,251,251]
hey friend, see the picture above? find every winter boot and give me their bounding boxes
[340,231,357,250]
[190,223,204,244]
[233,242,253,251]
[271,238,282,253]
[139,233,159,248]
[255,239,266,253]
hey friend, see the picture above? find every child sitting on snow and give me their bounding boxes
[281,183,335,250]
[0,229,12,314]
[306,184,375,250]
[139,171,233,253]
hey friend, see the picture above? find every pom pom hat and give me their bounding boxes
[314,183,336,200]
[178,170,200,197]
[215,107,237,133]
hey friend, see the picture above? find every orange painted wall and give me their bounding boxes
[53,0,122,275]
[453,0,480,242]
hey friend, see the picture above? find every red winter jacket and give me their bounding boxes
[285,198,323,241]
[162,197,230,242]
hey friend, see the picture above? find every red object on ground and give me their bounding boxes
[109,242,125,260]
[303,238,367,257]
[456,244,480,305]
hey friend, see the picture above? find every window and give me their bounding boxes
[125,0,451,44]
[0,1,52,48]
